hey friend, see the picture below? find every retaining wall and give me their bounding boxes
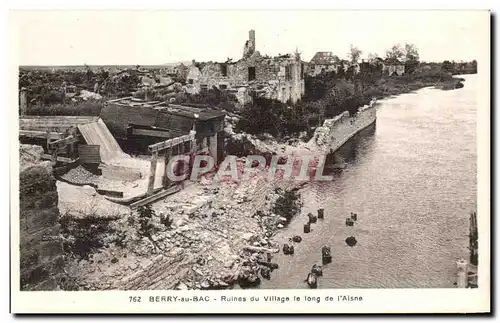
[19,157,64,290]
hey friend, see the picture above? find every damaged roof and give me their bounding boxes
[106,97,225,121]
[310,52,341,65]
[156,104,226,121]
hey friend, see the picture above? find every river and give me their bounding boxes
[261,74,477,289]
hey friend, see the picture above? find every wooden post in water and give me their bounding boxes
[456,259,469,288]
[147,151,158,195]
[469,212,478,266]
[318,208,324,219]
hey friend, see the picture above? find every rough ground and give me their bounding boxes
[58,106,374,290]
[60,160,302,290]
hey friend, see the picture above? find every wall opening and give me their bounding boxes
[248,67,256,81]
[221,64,228,77]
[285,66,292,81]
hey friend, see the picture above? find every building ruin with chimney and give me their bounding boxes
[185,30,306,105]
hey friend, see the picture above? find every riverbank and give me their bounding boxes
[57,101,377,290]
[260,75,476,289]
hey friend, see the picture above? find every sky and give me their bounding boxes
[12,10,489,66]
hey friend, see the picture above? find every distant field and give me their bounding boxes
[19,62,191,71]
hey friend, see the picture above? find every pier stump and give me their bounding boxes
[304,223,310,233]
[317,209,324,219]
[308,213,317,224]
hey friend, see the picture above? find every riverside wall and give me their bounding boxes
[307,102,377,154]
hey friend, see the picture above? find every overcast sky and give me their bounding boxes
[13,10,488,65]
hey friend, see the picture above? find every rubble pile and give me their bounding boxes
[60,166,100,186]
[61,159,303,290]
[19,144,44,171]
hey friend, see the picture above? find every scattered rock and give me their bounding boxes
[277,224,284,229]
[242,233,255,241]
[200,280,211,289]
[260,267,271,280]
[218,281,229,288]
[278,217,288,224]
[176,282,189,290]
[291,235,302,243]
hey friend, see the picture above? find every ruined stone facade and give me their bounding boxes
[308,51,341,76]
[186,30,305,105]
[382,58,405,76]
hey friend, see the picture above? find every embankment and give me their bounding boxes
[306,102,377,153]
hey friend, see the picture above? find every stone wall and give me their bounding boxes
[19,144,63,290]
[308,102,377,152]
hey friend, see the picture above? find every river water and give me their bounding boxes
[261,74,477,289]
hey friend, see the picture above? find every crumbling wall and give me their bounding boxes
[308,103,377,150]
[19,144,63,290]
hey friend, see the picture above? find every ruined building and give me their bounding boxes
[185,30,305,105]
[308,51,342,76]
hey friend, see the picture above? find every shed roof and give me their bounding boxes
[106,97,226,121]
[155,104,226,121]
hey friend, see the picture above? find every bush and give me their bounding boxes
[28,100,104,116]
[235,98,284,137]
[60,213,124,261]
[272,188,303,222]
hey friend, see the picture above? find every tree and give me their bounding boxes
[404,43,419,62]
[367,52,379,63]
[441,60,453,73]
[404,43,420,73]
[385,44,405,61]
[348,45,363,64]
